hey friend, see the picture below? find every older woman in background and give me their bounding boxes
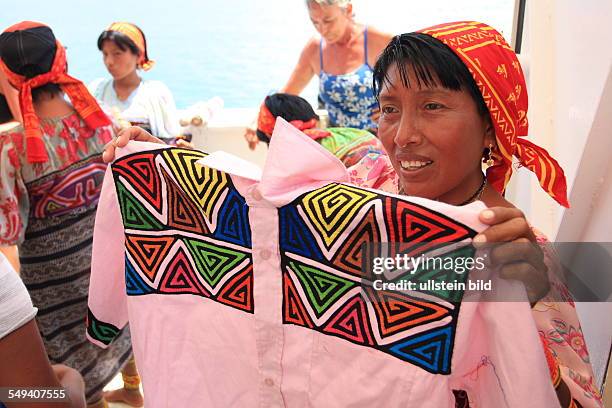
[245,0,392,149]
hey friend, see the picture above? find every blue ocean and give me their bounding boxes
[1,0,513,108]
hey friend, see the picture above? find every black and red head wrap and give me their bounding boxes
[0,21,110,163]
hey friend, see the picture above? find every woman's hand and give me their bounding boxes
[102,126,164,163]
[473,207,550,305]
[244,126,259,151]
[174,134,195,150]
[52,364,86,408]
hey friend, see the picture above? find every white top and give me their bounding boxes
[89,78,180,140]
[0,253,37,340]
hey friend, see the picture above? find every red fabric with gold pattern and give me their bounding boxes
[256,103,322,139]
[106,22,154,71]
[0,21,111,164]
[420,21,569,207]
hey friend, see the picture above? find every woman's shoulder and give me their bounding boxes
[88,77,111,96]
[366,26,394,50]
[300,36,321,59]
[0,122,25,149]
[366,25,393,40]
[0,121,23,136]
[141,79,173,95]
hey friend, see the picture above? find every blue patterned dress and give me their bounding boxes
[318,27,378,130]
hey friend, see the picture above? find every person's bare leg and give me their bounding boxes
[104,356,144,407]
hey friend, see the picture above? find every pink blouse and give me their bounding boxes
[88,119,559,407]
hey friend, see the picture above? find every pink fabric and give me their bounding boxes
[349,153,603,408]
[88,119,560,407]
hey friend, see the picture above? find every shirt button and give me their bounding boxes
[260,249,271,260]
[252,189,263,201]
[264,378,275,387]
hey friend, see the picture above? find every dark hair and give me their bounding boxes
[0,94,13,123]
[373,33,488,117]
[256,93,319,142]
[97,30,140,56]
[31,83,62,102]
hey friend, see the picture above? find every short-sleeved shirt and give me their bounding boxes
[0,112,113,245]
[0,253,37,340]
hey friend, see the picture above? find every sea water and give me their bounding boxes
[0,0,514,108]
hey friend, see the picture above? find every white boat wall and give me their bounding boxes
[511,0,612,395]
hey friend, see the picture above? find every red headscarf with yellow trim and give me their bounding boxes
[421,21,569,207]
[0,21,111,164]
[106,22,155,71]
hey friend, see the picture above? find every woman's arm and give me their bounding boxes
[365,28,394,124]
[0,320,85,408]
[365,26,394,66]
[0,246,19,273]
[280,37,319,94]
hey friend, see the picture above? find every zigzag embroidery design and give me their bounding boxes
[112,148,253,313]
[279,183,477,374]
[27,155,106,218]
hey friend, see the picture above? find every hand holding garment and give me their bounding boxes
[88,118,559,407]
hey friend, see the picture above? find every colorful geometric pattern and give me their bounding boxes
[279,183,477,374]
[87,308,121,346]
[112,148,253,313]
[27,155,106,218]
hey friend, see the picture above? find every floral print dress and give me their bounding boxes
[347,152,604,408]
[0,113,133,404]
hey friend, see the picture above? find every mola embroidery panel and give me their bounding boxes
[92,146,478,375]
[86,136,559,407]
[278,182,477,374]
[112,148,252,312]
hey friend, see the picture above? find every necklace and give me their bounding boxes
[458,174,487,205]
[398,174,487,205]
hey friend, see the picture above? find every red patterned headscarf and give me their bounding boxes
[106,22,154,71]
[421,21,569,207]
[0,21,111,163]
[257,102,320,139]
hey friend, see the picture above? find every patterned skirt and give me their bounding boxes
[19,207,132,404]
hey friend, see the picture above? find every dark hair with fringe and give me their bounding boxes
[256,93,319,143]
[97,30,140,56]
[373,33,489,117]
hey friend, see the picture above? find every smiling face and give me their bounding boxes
[377,63,495,205]
[101,40,139,80]
[307,1,353,44]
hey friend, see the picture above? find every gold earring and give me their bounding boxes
[485,143,495,167]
